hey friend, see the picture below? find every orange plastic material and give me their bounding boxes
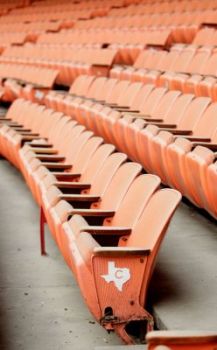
[115,89,181,160]
[60,188,181,343]
[147,96,211,183]
[58,174,161,266]
[109,44,217,101]
[0,63,58,88]
[1,59,217,221]
[41,152,128,240]
[0,45,118,86]
[2,0,217,344]
[205,159,217,218]
[25,125,91,198]
[164,101,217,198]
[2,72,216,216]
[147,330,217,350]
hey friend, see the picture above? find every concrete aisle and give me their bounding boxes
[0,159,122,350]
[149,200,217,331]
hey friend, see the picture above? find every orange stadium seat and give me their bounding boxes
[0,0,216,345]
[146,330,217,349]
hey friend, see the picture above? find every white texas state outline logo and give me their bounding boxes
[101,261,131,292]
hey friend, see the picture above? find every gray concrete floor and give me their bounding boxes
[0,158,217,350]
[149,200,217,331]
[0,160,122,350]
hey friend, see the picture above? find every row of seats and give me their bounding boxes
[44,75,217,219]
[36,29,171,65]
[106,10,217,27]
[0,21,61,33]
[0,9,97,24]
[0,63,58,88]
[0,32,27,48]
[11,0,121,14]
[0,0,22,15]
[1,32,171,64]
[0,21,62,44]
[109,0,217,14]
[0,0,148,64]
[0,45,118,86]
[111,45,217,100]
[37,28,172,47]
[193,27,217,46]
[76,9,217,27]
[0,63,58,103]
[0,98,181,344]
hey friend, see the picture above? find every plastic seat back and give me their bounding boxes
[104,174,161,227]
[176,97,211,131]
[81,144,115,183]
[86,76,107,99]
[105,80,130,104]
[65,130,93,164]
[192,102,217,138]
[185,48,211,74]
[201,52,217,76]
[170,47,196,73]
[140,87,167,115]
[116,82,143,107]
[67,136,104,174]
[88,152,127,196]
[69,75,95,95]
[151,90,181,120]
[162,94,194,124]
[131,84,154,111]
[126,189,181,250]
[91,162,142,211]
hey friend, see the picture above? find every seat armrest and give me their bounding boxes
[163,129,192,135]
[60,194,100,202]
[36,155,65,161]
[67,209,115,217]
[93,247,151,256]
[117,109,140,113]
[128,114,164,122]
[20,132,39,136]
[21,136,42,141]
[55,181,91,189]
[150,123,177,128]
[120,110,140,115]
[124,113,150,118]
[0,117,11,121]
[81,226,131,235]
[53,172,81,180]
[14,128,31,132]
[29,148,58,154]
[106,103,118,107]
[192,142,217,151]
[1,122,21,127]
[114,105,129,109]
[27,143,53,148]
[42,162,71,169]
[185,136,211,142]
[143,118,164,122]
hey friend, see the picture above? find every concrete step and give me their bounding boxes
[149,201,217,331]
